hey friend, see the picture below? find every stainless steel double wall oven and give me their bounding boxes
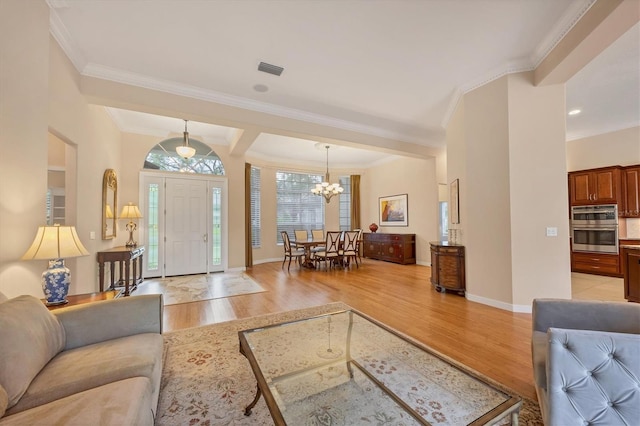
[570,204,618,254]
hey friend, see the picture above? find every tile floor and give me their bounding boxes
[571,272,626,302]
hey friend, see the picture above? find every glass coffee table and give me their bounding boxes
[239,309,521,425]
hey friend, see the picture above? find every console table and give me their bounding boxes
[362,233,416,264]
[97,246,145,296]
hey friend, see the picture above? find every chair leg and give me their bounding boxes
[288,256,292,271]
[282,257,286,269]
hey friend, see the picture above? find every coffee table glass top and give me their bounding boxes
[239,310,521,425]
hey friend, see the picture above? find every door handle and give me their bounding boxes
[203,234,208,242]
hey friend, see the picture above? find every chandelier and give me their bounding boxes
[311,145,343,203]
[176,119,196,159]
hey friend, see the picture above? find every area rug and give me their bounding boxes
[151,272,266,306]
[156,303,543,425]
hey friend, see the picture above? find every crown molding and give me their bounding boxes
[47,4,87,72]
[530,0,597,68]
[440,0,597,130]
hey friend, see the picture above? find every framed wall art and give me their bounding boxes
[450,179,460,224]
[379,194,408,226]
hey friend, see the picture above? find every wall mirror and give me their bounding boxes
[102,169,117,240]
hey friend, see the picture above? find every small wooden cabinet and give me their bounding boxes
[362,233,416,264]
[430,242,465,295]
[568,166,621,206]
[621,165,640,217]
[621,247,640,303]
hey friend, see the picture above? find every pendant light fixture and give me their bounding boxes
[176,119,196,159]
[311,145,343,203]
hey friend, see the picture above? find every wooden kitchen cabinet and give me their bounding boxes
[621,165,640,217]
[568,166,621,206]
[430,242,465,295]
[362,233,416,264]
[621,247,640,303]
[571,251,620,277]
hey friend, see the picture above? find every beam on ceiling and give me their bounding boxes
[534,0,639,86]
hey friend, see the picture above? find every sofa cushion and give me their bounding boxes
[0,295,65,408]
[0,292,7,304]
[6,333,163,415]
[0,385,7,418]
[0,377,154,426]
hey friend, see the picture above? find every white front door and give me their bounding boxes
[165,178,208,276]
[140,172,228,277]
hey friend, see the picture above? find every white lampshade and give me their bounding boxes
[120,203,143,219]
[22,225,89,260]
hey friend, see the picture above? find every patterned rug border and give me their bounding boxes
[159,302,542,425]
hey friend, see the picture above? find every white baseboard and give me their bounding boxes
[465,292,532,313]
[252,258,282,265]
[416,260,431,267]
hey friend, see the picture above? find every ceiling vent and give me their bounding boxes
[258,62,284,76]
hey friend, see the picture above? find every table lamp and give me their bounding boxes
[120,202,143,248]
[22,224,89,306]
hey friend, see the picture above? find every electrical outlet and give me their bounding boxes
[90,231,96,240]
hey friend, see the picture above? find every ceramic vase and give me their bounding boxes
[42,259,70,306]
[369,223,378,233]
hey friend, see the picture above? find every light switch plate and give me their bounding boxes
[546,227,558,237]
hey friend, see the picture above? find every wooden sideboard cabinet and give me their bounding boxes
[362,233,416,264]
[621,247,640,303]
[430,242,465,295]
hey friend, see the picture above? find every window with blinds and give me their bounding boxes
[250,167,261,248]
[276,171,324,244]
[339,176,351,231]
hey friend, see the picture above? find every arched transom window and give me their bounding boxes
[144,137,225,175]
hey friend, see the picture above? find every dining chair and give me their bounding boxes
[293,230,308,247]
[341,230,360,268]
[354,229,363,263]
[311,229,326,255]
[313,231,342,270]
[280,231,305,271]
[311,229,324,241]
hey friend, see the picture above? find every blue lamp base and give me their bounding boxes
[42,259,70,306]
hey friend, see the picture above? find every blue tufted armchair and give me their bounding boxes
[531,299,640,425]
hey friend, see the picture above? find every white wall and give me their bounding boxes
[567,126,640,171]
[0,0,50,298]
[364,156,439,264]
[446,72,571,312]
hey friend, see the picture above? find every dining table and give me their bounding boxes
[293,239,325,268]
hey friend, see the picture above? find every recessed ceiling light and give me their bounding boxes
[568,109,581,116]
[253,84,268,93]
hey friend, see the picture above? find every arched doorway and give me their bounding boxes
[140,139,227,277]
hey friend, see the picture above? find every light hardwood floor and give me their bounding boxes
[138,260,627,403]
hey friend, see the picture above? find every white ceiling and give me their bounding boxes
[48,0,639,167]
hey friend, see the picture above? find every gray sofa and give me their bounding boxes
[0,292,164,425]
[531,298,640,425]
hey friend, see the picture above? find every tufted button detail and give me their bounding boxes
[563,343,569,349]
[608,353,614,359]
[608,401,614,407]
[587,371,593,376]
[561,386,567,392]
